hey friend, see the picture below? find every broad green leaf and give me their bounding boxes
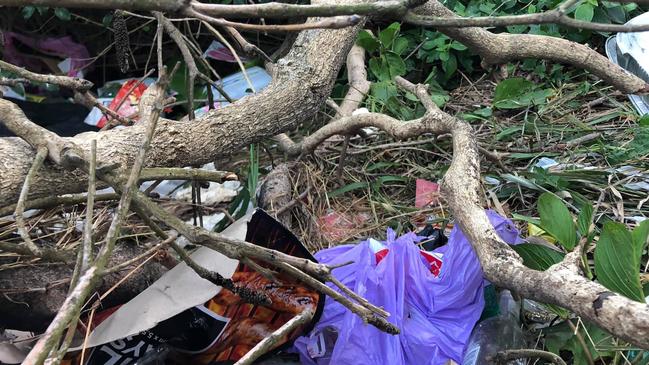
[370,80,398,102]
[384,52,406,78]
[639,114,649,127]
[369,57,390,81]
[594,222,645,302]
[378,22,400,47]
[512,243,565,271]
[356,30,380,53]
[538,193,577,250]
[392,37,409,56]
[494,78,535,102]
[574,3,595,22]
[631,220,649,257]
[54,7,71,21]
[577,203,593,237]
[442,53,457,79]
[544,320,614,365]
[449,41,468,51]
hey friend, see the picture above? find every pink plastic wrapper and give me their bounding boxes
[415,178,440,208]
[2,32,90,77]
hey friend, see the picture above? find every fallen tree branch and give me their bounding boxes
[404,0,649,32]
[271,75,649,349]
[22,72,169,365]
[187,8,362,32]
[412,0,649,94]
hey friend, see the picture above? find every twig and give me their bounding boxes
[490,349,567,365]
[22,72,169,365]
[14,146,48,256]
[192,0,414,18]
[104,232,177,274]
[222,26,272,62]
[0,60,93,91]
[169,241,272,305]
[188,8,362,32]
[403,2,649,32]
[277,262,399,334]
[234,309,315,365]
[73,91,132,127]
[199,20,256,93]
[139,167,236,182]
[81,140,97,273]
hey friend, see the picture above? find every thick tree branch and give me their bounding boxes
[413,0,649,95]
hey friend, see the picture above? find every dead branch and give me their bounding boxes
[404,0,649,32]
[22,72,168,365]
[0,60,93,91]
[413,0,649,94]
[271,74,649,349]
[192,0,414,18]
[490,349,567,365]
[14,146,48,256]
[81,140,97,273]
[187,8,362,32]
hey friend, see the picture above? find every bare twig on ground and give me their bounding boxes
[234,309,315,365]
[490,349,567,365]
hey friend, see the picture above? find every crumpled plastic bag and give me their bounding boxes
[293,210,523,365]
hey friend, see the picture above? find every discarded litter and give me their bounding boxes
[414,178,440,208]
[294,210,524,365]
[317,210,370,243]
[64,210,323,364]
[2,32,90,78]
[534,157,559,170]
[83,78,156,127]
[462,289,525,365]
[194,66,272,118]
[203,40,249,63]
[605,11,649,115]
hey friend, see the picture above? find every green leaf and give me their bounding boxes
[442,53,457,79]
[512,243,565,271]
[577,203,593,237]
[369,57,390,81]
[594,222,645,302]
[370,80,398,102]
[544,320,614,365]
[392,37,409,56]
[22,6,35,19]
[378,22,400,47]
[384,52,406,78]
[329,181,369,198]
[493,77,553,109]
[102,13,114,27]
[574,3,595,22]
[493,78,533,105]
[639,114,649,127]
[54,7,71,21]
[357,30,380,53]
[449,41,468,51]
[631,220,649,257]
[538,193,577,250]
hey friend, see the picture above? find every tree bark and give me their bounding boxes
[0,8,363,208]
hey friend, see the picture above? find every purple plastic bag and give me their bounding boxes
[293,210,523,365]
